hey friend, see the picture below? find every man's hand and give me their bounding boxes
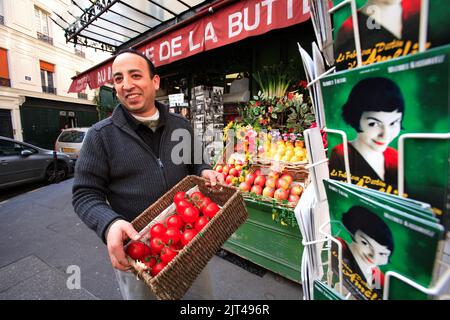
[105,219,141,271]
[201,169,225,187]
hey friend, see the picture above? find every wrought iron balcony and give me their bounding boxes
[42,86,57,94]
[37,32,53,45]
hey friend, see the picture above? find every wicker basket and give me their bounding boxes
[128,175,248,300]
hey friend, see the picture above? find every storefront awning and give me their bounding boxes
[67,0,311,93]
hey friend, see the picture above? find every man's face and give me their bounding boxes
[112,53,160,116]
[357,110,402,153]
[353,230,391,266]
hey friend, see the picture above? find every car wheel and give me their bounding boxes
[45,162,68,183]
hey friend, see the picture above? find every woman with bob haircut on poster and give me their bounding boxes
[331,205,394,298]
[329,77,405,192]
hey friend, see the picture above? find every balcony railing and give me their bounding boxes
[75,49,86,58]
[37,32,53,45]
[77,92,88,100]
[0,15,4,25]
[0,77,11,87]
[42,86,57,94]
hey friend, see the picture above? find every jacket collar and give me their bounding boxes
[111,101,168,130]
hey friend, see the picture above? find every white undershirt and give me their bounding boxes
[132,110,160,122]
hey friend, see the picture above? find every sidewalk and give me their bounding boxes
[0,178,303,300]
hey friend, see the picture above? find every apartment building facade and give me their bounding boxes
[0,0,110,149]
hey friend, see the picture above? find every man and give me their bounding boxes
[72,49,223,299]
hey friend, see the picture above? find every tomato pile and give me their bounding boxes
[125,190,220,277]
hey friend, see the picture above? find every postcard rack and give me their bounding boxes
[301,127,450,300]
[298,0,449,299]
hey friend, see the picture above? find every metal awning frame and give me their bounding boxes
[63,0,214,52]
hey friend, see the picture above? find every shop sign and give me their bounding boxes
[69,0,310,92]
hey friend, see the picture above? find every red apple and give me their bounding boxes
[245,173,256,185]
[265,177,276,189]
[262,187,275,198]
[222,165,230,175]
[250,185,263,195]
[274,188,289,201]
[290,184,304,196]
[235,164,243,171]
[268,171,280,180]
[254,175,266,187]
[253,169,262,176]
[225,175,234,185]
[239,182,251,192]
[276,178,290,190]
[229,168,239,177]
[215,165,223,173]
[288,194,300,204]
[280,173,293,185]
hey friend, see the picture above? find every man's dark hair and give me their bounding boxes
[342,205,394,254]
[342,77,405,132]
[115,48,157,78]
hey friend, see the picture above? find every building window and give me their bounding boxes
[77,92,88,99]
[40,60,56,94]
[0,48,10,87]
[35,6,53,45]
[74,45,85,58]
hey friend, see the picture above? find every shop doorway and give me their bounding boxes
[0,109,13,138]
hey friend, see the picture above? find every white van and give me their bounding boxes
[55,127,89,160]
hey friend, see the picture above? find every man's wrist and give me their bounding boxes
[104,217,124,243]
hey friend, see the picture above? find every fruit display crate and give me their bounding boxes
[222,197,303,283]
[128,175,248,300]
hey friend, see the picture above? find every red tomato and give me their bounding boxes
[190,191,204,204]
[181,206,200,223]
[184,222,195,231]
[160,247,178,264]
[151,262,166,277]
[176,200,192,215]
[150,237,165,254]
[203,202,220,219]
[181,229,198,246]
[164,227,181,245]
[126,241,150,261]
[143,256,157,269]
[165,214,184,230]
[149,223,167,241]
[195,216,210,232]
[173,191,186,205]
[200,197,212,210]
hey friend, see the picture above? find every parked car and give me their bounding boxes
[55,127,90,160]
[0,136,73,189]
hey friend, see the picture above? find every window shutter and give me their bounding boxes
[40,60,54,73]
[0,48,9,79]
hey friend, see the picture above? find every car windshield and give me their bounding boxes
[58,131,86,143]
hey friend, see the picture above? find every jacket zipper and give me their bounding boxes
[157,127,169,191]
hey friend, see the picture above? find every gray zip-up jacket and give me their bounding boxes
[72,102,210,242]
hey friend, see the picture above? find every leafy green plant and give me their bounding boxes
[253,64,291,98]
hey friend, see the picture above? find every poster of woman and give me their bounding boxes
[332,0,450,70]
[328,77,404,193]
[321,45,450,228]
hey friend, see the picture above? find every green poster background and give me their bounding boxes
[325,180,443,300]
[321,45,450,228]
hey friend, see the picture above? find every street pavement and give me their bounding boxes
[0,178,303,300]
